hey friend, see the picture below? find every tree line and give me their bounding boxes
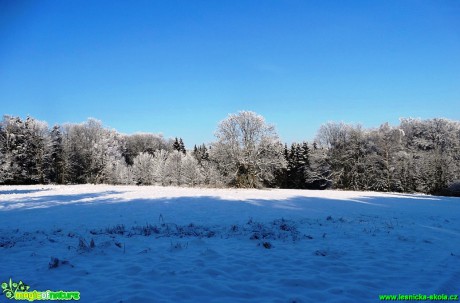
[0,112,459,196]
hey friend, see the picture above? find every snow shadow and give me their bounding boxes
[0,190,125,211]
[0,188,51,195]
[1,191,458,233]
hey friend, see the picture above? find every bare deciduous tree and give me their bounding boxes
[210,111,286,188]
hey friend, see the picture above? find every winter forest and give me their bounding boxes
[1,111,459,196]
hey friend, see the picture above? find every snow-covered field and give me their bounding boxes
[0,185,459,303]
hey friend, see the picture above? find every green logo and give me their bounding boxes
[1,279,80,301]
[2,279,30,299]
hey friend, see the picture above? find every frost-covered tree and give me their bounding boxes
[306,143,332,189]
[0,116,26,184]
[164,150,184,185]
[400,118,460,194]
[83,119,118,183]
[0,116,52,184]
[315,123,373,190]
[151,149,169,184]
[372,123,404,191]
[282,142,312,188]
[199,160,223,187]
[1,113,459,194]
[132,152,155,185]
[124,133,168,165]
[97,129,125,184]
[210,111,286,188]
[172,138,181,153]
[179,138,186,154]
[49,125,65,184]
[61,121,94,183]
[193,144,209,164]
[23,116,52,184]
[181,153,202,186]
[343,125,370,190]
[315,122,350,189]
[60,119,125,184]
[117,160,134,184]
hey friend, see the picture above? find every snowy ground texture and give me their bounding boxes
[1,185,459,303]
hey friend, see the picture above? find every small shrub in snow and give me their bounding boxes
[131,224,160,236]
[78,238,96,253]
[0,238,15,248]
[48,257,72,269]
[78,238,89,252]
[314,250,328,257]
[89,224,126,235]
[250,233,260,240]
[169,241,188,251]
[230,225,239,232]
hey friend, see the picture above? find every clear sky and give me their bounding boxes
[1,0,459,147]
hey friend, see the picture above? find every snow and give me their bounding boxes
[0,185,459,302]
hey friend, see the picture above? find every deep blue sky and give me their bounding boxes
[1,0,459,147]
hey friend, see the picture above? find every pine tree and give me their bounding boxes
[284,144,289,161]
[193,145,198,158]
[49,125,64,184]
[201,144,209,161]
[287,143,302,188]
[301,142,310,167]
[192,144,210,164]
[0,116,23,184]
[277,143,289,187]
[179,138,186,154]
[173,137,181,152]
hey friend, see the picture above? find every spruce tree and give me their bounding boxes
[193,144,198,157]
[179,138,186,154]
[173,137,181,152]
[200,144,209,161]
[50,125,64,183]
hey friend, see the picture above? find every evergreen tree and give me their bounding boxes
[201,144,209,161]
[193,145,198,158]
[173,137,181,152]
[193,144,209,164]
[277,143,289,187]
[179,138,186,154]
[1,113,459,194]
[284,144,289,162]
[0,116,26,184]
[49,125,64,184]
[300,142,310,167]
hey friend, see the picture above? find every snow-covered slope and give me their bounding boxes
[1,185,459,302]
